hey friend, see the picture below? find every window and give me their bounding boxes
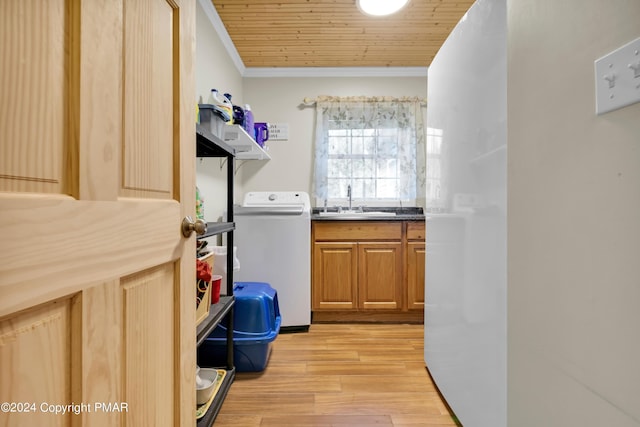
[313,96,426,206]
[326,127,403,200]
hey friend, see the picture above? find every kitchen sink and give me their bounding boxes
[317,210,397,217]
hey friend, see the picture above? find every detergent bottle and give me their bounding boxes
[224,93,245,127]
[207,89,233,122]
[254,122,269,147]
[242,104,255,140]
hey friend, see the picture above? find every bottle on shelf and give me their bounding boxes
[254,122,270,148]
[242,104,255,141]
[224,93,245,127]
[207,89,233,122]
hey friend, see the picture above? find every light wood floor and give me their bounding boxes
[213,324,459,427]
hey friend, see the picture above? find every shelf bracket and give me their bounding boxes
[234,160,248,175]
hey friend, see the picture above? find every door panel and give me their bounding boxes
[0,1,196,426]
[0,299,74,426]
[312,243,357,310]
[358,243,402,310]
[0,0,66,194]
[123,264,175,425]
[123,0,175,197]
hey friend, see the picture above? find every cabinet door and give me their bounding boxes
[0,1,196,426]
[313,242,358,310]
[407,242,426,310]
[358,243,402,310]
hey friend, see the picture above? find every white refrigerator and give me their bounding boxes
[424,0,507,426]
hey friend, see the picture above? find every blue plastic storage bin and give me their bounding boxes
[198,282,281,372]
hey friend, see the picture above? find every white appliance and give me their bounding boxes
[233,191,311,331]
[424,0,507,426]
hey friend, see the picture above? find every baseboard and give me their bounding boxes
[312,311,424,324]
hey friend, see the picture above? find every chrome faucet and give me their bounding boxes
[347,184,352,211]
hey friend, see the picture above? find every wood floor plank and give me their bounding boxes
[405,361,433,372]
[212,324,459,426]
[392,414,459,426]
[340,375,438,393]
[358,353,425,362]
[209,414,262,426]
[306,361,409,376]
[260,414,393,426]
[326,341,423,352]
[257,360,308,375]
[231,374,342,393]
[271,349,361,362]
[272,341,328,351]
[313,392,443,416]
[216,392,315,414]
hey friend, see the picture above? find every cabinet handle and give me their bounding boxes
[182,216,207,237]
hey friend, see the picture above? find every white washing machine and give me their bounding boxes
[233,191,311,331]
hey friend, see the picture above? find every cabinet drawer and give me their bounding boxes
[313,221,402,241]
[406,222,425,240]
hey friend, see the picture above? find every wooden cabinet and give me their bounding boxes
[312,221,419,322]
[406,222,426,311]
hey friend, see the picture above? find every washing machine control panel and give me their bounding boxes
[243,191,310,209]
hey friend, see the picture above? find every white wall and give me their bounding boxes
[241,77,427,206]
[195,0,244,222]
[508,1,640,426]
[195,0,242,105]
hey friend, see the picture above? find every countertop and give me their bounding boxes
[311,207,425,221]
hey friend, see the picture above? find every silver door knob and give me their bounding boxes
[182,216,207,237]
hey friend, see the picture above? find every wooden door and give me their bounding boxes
[407,242,426,310]
[358,243,402,310]
[312,243,357,310]
[0,1,196,426]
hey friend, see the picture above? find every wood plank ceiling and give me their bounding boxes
[211,0,477,68]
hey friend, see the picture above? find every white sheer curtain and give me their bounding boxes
[312,96,426,203]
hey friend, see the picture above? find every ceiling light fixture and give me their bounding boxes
[357,0,410,17]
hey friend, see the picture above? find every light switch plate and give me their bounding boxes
[595,37,640,115]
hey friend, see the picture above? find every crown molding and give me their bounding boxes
[243,67,428,78]
[200,0,428,79]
